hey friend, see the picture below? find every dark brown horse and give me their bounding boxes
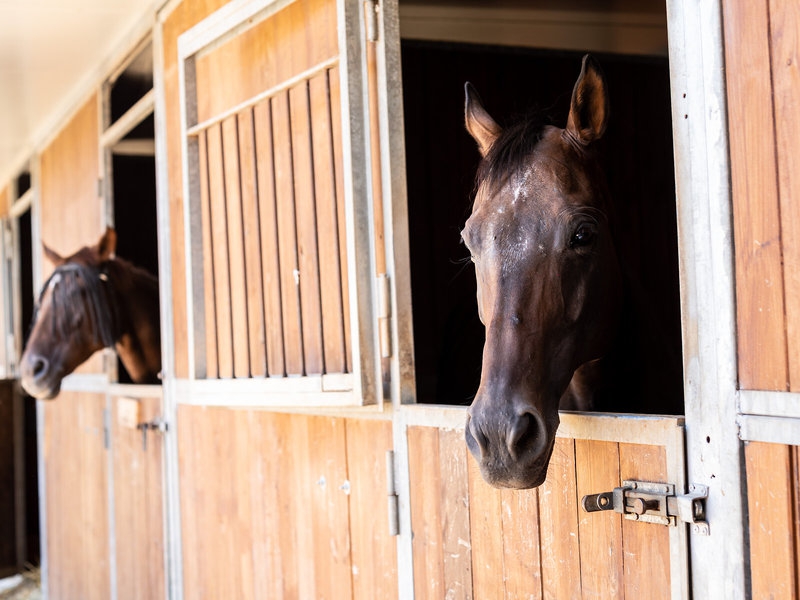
[20,228,161,399]
[462,55,679,489]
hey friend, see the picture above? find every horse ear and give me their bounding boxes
[465,82,502,157]
[96,227,117,261]
[565,55,609,146]
[42,243,65,266]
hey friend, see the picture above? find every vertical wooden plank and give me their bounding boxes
[198,131,219,378]
[0,382,18,573]
[271,91,304,376]
[408,426,445,599]
[575,440,623,599]
[467,453,504,600]
[769,0,800,390]
[253,99,286,377]
[328,66,352,371]
[538,437,581,599]
[289,82,325,375]
[346,419,398,600]
[723,0,788,390]
[237,109,268,377]
[618,443,670,599]
[312,417,353,598]
[438,429,473,599]
[112,396,165,600]
[501,487,542,599]
[745,441,797,598]
[206,123,234,378]
[309,71,347,374]
[221,115,251,378]
[42,392,110,600]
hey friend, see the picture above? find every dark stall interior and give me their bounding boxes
[402,41,683,414]
[108,43,159,384]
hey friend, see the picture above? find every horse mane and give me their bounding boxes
[474,111,552,193]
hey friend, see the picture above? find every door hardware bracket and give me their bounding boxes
[582,480,709,535]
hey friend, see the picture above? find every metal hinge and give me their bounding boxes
[582,480,709,535]
[386,450,399,536]
[364,0,379,42]
[377,273,391,358]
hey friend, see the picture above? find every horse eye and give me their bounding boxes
[569,224,597,249]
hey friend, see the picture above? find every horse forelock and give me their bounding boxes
[474,112,551,196]
[34,262,119,348]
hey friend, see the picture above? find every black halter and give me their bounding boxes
[32,262,119,348]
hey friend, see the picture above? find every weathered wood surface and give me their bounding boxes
[178,407,396,599]
[111,395,165,600]
[724,0,800,391]
[745,441,800,599]
[408,425,673,599]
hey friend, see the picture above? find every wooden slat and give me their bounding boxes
[438,429,473,599]
[112,396,165,600]
[724,0,788,390]
[576,440,624,598]
[538,437,581,599]
[237,109,268,377]
[271,91,304,376]
[618,443,670,599]
[289,82,325,375]
[198,131,219,378]
[0,382,17,572]
[745,441,797,598]
[328,66,352,371]
[501,486,542,599]
[467,452,504,600]
[304,417,353,598]
[221,116,250,377]
[769,0,800,391]
[345,419,398,600]
[408,426,445,599]
[206,123,234,378]
[253,99,286,377]
[309,71,347,374]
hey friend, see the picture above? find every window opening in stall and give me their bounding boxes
[402,41,683,414]
[105,41,159,385]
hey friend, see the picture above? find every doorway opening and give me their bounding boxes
[402,35,682,414]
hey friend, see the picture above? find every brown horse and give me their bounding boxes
[462,55,639,488]
[20,228,161,399]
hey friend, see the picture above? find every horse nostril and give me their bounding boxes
[465,416,489,460]
[507,411,544,461]
[32,357,49,379]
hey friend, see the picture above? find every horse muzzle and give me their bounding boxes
[19,351,62,399]
[465,402,558,489]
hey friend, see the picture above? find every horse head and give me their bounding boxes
[20,228,120,399]
[462,55,622,488]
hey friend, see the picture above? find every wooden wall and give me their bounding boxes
[177,409,397,599]
[745,441,800,598]
[724,0,800,391]
[408,425,673,598]
[0,381,18,576]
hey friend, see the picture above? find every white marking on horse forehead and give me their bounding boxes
[512,166,533,204]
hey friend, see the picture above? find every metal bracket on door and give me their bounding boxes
[582,480,710,535]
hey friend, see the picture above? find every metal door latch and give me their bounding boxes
[582,480,709,535]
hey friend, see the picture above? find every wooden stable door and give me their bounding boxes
[398,410,689,599]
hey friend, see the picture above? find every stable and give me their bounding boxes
[0,0,797,598]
